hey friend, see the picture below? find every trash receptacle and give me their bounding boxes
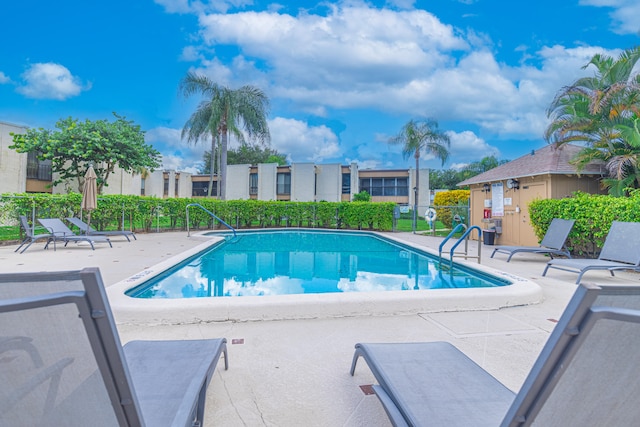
[483,229,496,245]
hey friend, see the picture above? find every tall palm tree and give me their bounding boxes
[389,118,450,228]
[545,46,640,194]
[180,72,270,199]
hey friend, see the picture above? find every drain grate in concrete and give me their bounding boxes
[359,384,375,395]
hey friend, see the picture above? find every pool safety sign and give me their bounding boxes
[491,182,504,217]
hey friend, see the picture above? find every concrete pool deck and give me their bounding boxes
[2,230,639,426]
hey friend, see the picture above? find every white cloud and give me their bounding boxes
[162,3,630,168]
[0,71,10,84]
[446,130,500,163]
[580,0,640,35]
[268,117,340,162]
[146,126,208,172]
[345,158,383,169]
[16,63,87,100]
[187,4,615,143]
[196,5,468,98]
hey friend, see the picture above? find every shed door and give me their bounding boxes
[519,182,547,246]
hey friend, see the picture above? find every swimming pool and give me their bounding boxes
[126,230,510,299]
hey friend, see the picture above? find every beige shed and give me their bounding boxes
[458,144,605,246]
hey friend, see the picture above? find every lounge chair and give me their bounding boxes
[490,218,575,262]
[350,281,640,426]
[66,217,137,242]
[38,218,112,250]
[542,220,640,283]
[14,215,56,254]
[0,268,228,426]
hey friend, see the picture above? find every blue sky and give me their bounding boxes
[1,0,639,173]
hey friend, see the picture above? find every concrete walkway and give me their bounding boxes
[2,230,638,426]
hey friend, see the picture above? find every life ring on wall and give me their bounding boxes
[425,208,437,222]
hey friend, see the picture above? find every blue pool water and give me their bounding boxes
[126,230,510,299]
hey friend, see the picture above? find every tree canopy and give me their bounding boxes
[545,45,640,195]
[180,72,270,198]
[199,144,287,174]
[10,113,160,194]
[430,155,509,189]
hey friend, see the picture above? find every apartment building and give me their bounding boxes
[192,162,428,206]
[1,121,428,205]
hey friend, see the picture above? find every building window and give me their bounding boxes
[26,152,52,181]
[140,178,146,196]
[192,181,217,197]
[359,177,408,196]
[277,172,291,195]
[249,173,258,195]
[163,177,169,197]
[174,177,179,197]
[342,173,351,194]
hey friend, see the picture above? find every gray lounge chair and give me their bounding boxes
[66,217,136,242]
[38,218,112,250]
[351,282,640,426]
[14,215,56,253]
[491,218,575,262]
[0,268,228,426]
[543,220,640,283]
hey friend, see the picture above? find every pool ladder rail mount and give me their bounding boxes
[438,224,482,267]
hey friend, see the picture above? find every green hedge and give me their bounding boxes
[1,193,396,234]
[529,192,640,257]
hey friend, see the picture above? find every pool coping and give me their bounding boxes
[107,229,544,325]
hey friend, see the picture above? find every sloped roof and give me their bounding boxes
[457,144,605,186]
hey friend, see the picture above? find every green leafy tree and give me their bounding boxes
[199,144,286,174]
[10,114,160,194]
[429,169,462,190]
[546,46,640,195]
[389,119,450,226]
[180,72,270,199]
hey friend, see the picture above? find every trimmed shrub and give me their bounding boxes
[433,190,470,228]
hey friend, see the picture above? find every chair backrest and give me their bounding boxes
[0,268,144,426]
[19,215,34,237]
[598,221,640,265]
[539,218,575,250]
[501,283,640,426]
[37,218,73,236]
[66,217,93,233]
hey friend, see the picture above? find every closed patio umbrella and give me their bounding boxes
[81,166,98,234]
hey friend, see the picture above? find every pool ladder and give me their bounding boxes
[438,224,482,268]
[186,203,237,238]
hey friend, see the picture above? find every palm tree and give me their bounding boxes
[545,46,640,194]
[180,72,270,199]
[389,118,450,228]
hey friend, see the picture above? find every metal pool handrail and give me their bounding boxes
[186,203,237,238]
[439,225,482,267]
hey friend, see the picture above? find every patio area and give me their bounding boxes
[2,230,638,426]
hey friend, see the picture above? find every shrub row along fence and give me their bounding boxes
[529,191,640,257]
[1,193,396,233]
